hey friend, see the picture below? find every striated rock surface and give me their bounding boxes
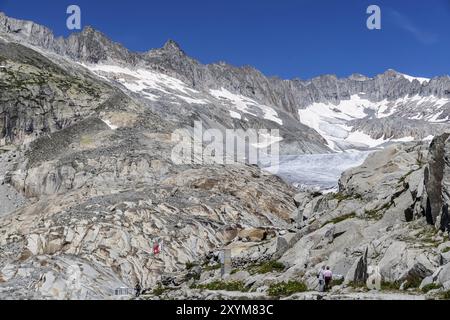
[144,138,450,300]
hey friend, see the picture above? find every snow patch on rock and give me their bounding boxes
[85,64,208,105]
[298,94,449,151]
[210,88,283,125]
[400,73,430,84]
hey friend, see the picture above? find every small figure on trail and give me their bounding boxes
[135,282,142,298]
[324,266,333,291]
[153,241,161,255]
[317,266,326,292]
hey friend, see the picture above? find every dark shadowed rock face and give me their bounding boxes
[353,248,368,285]
[0,41,114,145]
[442,138,450,231]
[423,133,450,230]
[64,26,137,64]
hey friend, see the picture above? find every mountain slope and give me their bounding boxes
[0,30,299,299]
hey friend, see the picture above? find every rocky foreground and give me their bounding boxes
[2,125,450,299]
[141,137,450,301]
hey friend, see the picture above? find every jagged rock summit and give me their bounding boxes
[162,39,185,54]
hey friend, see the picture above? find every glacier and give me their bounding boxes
[262,151,373,191]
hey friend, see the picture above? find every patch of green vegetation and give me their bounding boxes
[402,275,422,290]
[331,278,344,287]
[442,247,450,253]
[203,263,221,271]
[185,262,198,270]
[417,227,443,247]
[416,152,426,167]
[364,209,384,221]
[421,239,442,247]
[363,199,400,221]
[353,194,363,200]
[267,281,308,297]
[399,170,416,186]
[348,281,367,289]
[248,261,286,275]
[380,201,394,212]
[381,281,401,291]
[185,272,201,282]
[422,283,442,293]
[192,281,250,292]
[439,290,450,300]
[331,193,363,203]
[332,193,350,203]
[80,135,94,146]
[321,212,357,227]
[152,285,172,296]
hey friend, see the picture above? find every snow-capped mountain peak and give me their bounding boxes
[399,72,430,84]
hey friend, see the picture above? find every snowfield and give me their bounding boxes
[85,65,286,126]
[85,64,448,156]
[298,93,449,151]
[85,64,209,105]
[210,88,283,125]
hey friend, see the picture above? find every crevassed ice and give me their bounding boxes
[262,151,372,190]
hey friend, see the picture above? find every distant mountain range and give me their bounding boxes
[1,11,449,154]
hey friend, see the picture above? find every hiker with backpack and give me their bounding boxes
[324,266,333,291]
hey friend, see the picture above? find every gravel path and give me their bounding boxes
[287,291,427,300]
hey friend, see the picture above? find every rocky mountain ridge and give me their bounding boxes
[1,12,449,152]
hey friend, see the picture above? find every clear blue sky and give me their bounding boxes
[1,0,449,79]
